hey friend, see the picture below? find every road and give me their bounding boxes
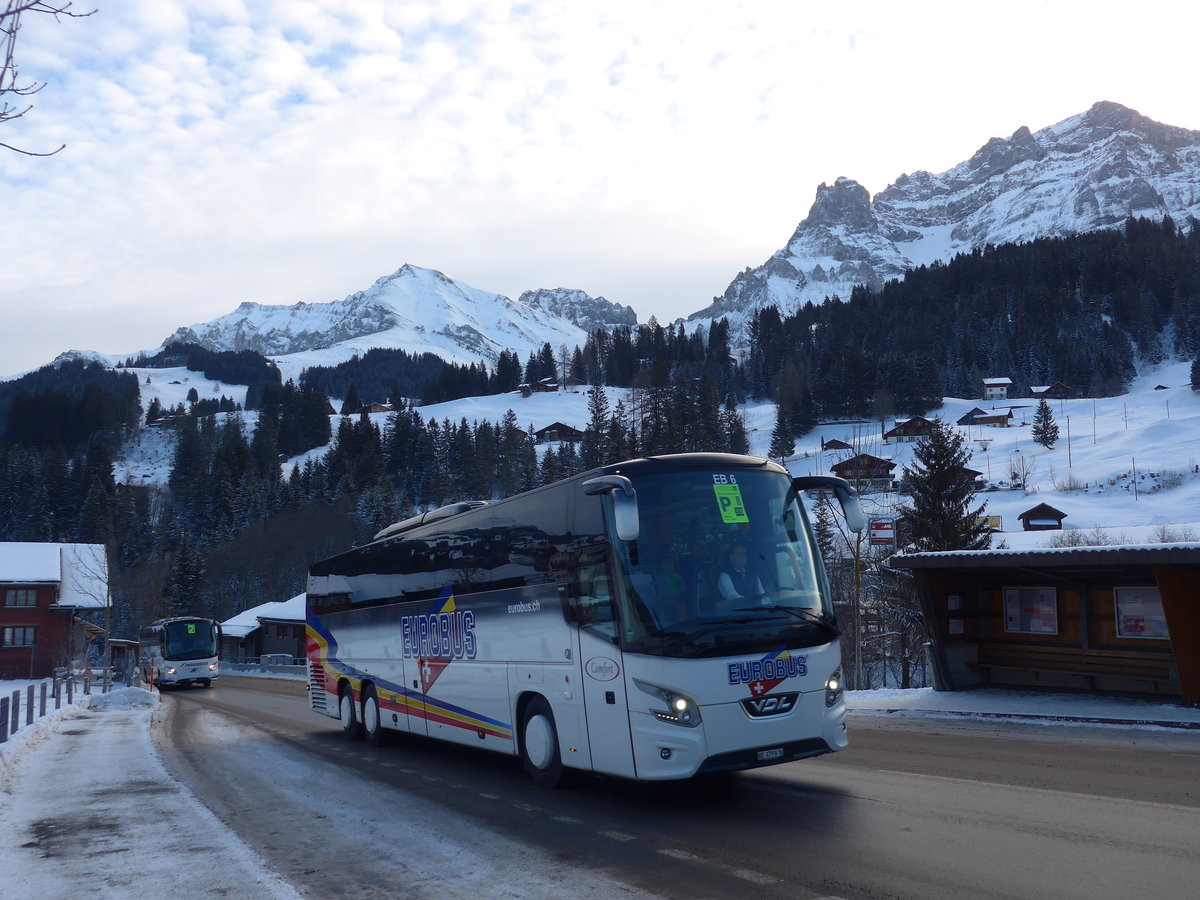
[157,676,1200,899]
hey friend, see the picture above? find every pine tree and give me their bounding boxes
[580,384,612,469]
[1031,399,1060,449]
[340,383,362,416]
[768,406,795,462]
[900,419,990,551]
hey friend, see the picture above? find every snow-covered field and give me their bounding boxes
[114,357,1200,544]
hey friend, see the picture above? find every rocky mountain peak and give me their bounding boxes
[803,178,876,230]
[687,102,1200,333]
[517,288,638,332]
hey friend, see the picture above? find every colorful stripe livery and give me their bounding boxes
[306,609,512,741]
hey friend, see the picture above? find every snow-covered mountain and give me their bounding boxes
[166,264,637,368]
[689,101,1200,327]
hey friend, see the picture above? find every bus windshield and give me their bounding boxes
[162,620,219,661]
[609,468,835,658]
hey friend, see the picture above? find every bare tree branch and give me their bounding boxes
[1,1,96,156]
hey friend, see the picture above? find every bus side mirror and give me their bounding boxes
[792,475,866,534]
[582,475,640,542]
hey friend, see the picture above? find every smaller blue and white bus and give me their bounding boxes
[140,616,221,688]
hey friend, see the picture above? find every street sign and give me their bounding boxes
[869,518,895,545]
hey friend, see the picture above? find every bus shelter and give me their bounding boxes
[890,544,1200,705]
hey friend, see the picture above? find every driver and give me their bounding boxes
[716,542,767,604]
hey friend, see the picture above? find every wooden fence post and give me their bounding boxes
[10,690,19,735]
[54,676,62,710]
[66,678,73,704]
[40,681,48,717]
[0,696,8,743]
[26,684,34,726]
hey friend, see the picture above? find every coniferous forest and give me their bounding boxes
[1,218,1198,638]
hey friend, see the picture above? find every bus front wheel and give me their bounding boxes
[339,685,364,740]
[362,684,387,747]
[521,696,565,788]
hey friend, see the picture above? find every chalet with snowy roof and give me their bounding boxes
[357,403,394,415]
[520,377,559,396]
[534,422,586,444]
[891,544,1200,705]
[220,594,306,662]
[0,543,110,679]
[960,407,1014,428]
[1018,503,1068,531]
[956,407,989,426]
[829,453,896,494]
[820,437,853,451]
[882,415,936,444]
[981,377,1012,401]
[1030,382,1073,400]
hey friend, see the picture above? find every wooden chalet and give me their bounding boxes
[966,408,1014,428]
[956,407,989,426]
[220,594,307,663]
[882,415,936,444]
[981,377,1012,401]
[519,377,559,396]
[534,422,586,444]
[820,437,853,452]
[1030,382,1073,400]
[829,453,896,493]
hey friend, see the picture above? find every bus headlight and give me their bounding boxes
[634,679,702,727]
[165,667,178,675]
[825,667,844,707]
[208,662,218,672]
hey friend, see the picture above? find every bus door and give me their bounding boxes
[574,554,636,778]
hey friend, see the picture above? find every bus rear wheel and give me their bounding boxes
[521,696,566,788]
[362,684,387,747]
[339,684,364,740]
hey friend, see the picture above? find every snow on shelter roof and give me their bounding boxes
[891,542,1200,568]
[221,593,306,638]
[0,542,108,608]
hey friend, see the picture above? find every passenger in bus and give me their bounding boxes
[716,542,767,605]
[654,554,690,624]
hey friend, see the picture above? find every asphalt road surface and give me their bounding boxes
[156,676,1200,899]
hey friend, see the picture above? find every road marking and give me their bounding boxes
[730,868,781,885]
[601,830,635,842]
[658,848,700,861]
[552,815,583,825]
[478,793,501,800]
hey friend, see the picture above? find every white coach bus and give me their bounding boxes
[306,453,863,785]
[140,616,221,688]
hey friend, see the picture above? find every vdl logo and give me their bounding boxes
[742,693,799,717]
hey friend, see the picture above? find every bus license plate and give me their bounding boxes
[757,747,784,761]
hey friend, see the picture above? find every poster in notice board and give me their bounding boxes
[1115,587,1169,639]
[1003,587,1058,635]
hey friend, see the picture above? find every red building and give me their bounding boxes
[0,543,110,679]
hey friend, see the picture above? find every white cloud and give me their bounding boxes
[1,0,1198,375]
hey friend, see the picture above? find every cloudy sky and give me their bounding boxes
[2,0,1197,376]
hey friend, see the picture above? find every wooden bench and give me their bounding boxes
[973,643,1177,695]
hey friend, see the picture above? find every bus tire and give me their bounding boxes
[521,696,566,788]
[362,683,387,747]
[339,684,364,740]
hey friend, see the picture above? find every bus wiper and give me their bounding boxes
[649,617,761,654]
[732,605,841,635]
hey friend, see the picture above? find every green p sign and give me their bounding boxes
[713,483,749,524]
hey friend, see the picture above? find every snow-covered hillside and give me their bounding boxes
[114,359,1200,545]
[689,101,1200,331]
